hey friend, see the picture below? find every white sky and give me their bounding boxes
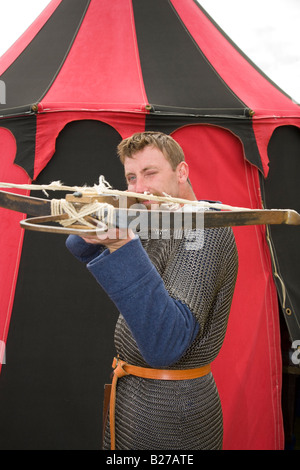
[200,0,300,103]
[0,0,299,103]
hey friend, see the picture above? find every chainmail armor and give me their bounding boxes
[103,225,238,450]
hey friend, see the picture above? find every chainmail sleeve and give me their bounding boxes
[162,226,238,368]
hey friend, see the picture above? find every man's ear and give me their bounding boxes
[177,161,189,183]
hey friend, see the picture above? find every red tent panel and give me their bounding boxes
[0,128,31,371]
[172,124,284,449]
[40,1,148,112]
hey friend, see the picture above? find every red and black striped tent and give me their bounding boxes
[0,0,299,450]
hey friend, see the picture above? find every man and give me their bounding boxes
[66,131,238,450]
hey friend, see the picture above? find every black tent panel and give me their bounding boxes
[0,120,125,449]
[30,119,127,190]
[0,0,91,116]
[133,0,247,114]
[263,125,300,341]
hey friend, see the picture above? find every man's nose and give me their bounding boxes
[132,177,148,194]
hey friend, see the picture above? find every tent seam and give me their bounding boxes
[129,0,148,108]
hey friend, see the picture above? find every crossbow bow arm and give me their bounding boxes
[0,187,299,236]
[19,206,300,236]
[0,189,51,216]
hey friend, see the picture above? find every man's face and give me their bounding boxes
[124,146,182,204]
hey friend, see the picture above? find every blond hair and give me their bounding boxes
[117,132,185,170]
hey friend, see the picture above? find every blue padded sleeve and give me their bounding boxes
[86,236,199,367]
[66,235,106,263]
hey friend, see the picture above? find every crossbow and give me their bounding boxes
[0,179,299,236]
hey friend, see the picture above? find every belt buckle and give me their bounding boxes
[113,356,129,378]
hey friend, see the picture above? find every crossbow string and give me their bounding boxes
[0,174,252,231]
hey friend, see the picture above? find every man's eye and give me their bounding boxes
[127,175,136,183]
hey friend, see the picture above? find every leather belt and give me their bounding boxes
[108,356,211,450]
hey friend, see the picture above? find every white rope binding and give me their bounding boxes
[50,198,115,228]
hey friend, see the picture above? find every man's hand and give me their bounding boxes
[81,227,135,253]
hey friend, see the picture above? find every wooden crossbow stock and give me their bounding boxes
[0,178,299,236]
